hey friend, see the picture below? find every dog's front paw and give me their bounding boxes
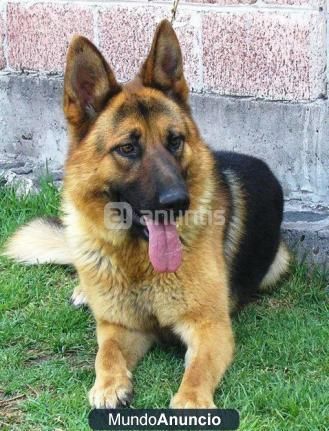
[89,372,133,408]
[70,285,88,308]
[170,391,216,409]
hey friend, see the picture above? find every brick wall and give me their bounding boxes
[0,0,326,101]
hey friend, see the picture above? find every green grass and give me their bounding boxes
[0,180,328,431]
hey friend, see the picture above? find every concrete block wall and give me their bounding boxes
[0,0,328,263]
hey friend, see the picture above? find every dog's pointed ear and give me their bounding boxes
[64,36,121,141]
[140,20,189,105]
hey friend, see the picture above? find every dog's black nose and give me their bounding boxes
[159,188,190,213]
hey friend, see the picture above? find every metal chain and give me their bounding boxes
[171,0,180,24]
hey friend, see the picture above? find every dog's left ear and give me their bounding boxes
[140,20,189,105]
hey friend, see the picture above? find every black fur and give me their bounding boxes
[213,151,283,306]
[112,98,173,127]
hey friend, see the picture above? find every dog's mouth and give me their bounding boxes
[130,207,149,240]
[116,197,183,273]
[131,208,150,241]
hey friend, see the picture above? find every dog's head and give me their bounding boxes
[63,20,214,272]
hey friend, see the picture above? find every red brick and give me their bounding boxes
[159,0,256,4]
[7,2,94,72]
[202,11,326,101]
[161,0,321,4]
[98,6,201,90]
[0,14,5,70]
[181,0,256,4]
[263,0,324,7]
[174,11,202,90]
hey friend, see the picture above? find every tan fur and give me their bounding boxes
[4,20,287,409]
[4,219,71,265]
[89,321,154,408]
[260,241,290,290]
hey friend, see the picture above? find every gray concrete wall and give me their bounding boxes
[0,74,66,170]
[1,73,328,210]
[191,95,329,211]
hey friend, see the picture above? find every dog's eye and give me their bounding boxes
[115,143,139,158]
[167,135,184,153]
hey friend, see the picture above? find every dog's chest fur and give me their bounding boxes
[88,273,187,331]
[65,218,188,330]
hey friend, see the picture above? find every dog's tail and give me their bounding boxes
[3,218,72,265]
[259,241,290,291]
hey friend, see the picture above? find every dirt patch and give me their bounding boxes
[267,297,293,309]
[0,390,26,429]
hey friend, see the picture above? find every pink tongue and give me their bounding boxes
[145,218,182,273]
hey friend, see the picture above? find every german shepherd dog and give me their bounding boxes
[5,20,290,408]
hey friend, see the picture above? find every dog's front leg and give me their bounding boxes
[170,317,234,408]
[89,320,154,408]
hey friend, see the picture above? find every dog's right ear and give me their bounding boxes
[64,36,121,141]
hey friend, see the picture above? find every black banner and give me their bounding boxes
[89,409,239,430]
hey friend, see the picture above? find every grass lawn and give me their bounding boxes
[0,180,328,431]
